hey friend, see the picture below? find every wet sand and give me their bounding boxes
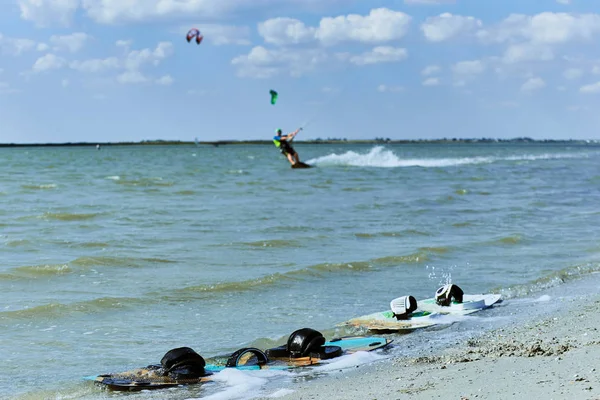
[257,293,600,400]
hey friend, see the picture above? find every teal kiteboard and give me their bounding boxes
[88,328,392,391]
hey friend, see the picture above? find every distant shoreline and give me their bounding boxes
[0,138,598,147]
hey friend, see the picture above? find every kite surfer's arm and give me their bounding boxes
[285,128,302,139]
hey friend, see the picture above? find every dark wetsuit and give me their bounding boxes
[273,135,296,157]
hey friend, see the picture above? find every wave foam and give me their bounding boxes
[306,146,588,168]
[189,369,288,400]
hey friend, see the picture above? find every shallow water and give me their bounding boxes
[1,142,600,399]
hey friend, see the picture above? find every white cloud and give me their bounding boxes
[156,75,174,85]
[187,89,207,95]
[478,13,600,45]
[405,0,455,3]
[117,70,148,84]
[421,65,441,76]
[177,24,250,46]
[563,68,583,80]
[50,32,90,53]
[258,18,316,45]
[521,77,546,92]
[321,86,340,93]
[317,8,412,45]
[347,46,408,66]
[37,43,50,51]
[421,13,482,42]
[423,77,440,86]
[116,39,133,48]
[73,0,344,24]
[123,42,174,71]
[70,57,120,72]
[377,84,403,92]
[232,46,328,79]
[199,24,251,45]
[18,0,79,27]
[580,82,600,93]
[0,34,36,55]
[452,60,485,75]
[32,53,67,72]
[502,43,554,63]
[64,41,174,84]
[568,105,589,111]
[0,81,20,94]
[258,8,411,47]
[556,0,571,4]
[81,0,227,24]
[12,0,328,25]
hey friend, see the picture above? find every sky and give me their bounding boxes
[2,0,600,143]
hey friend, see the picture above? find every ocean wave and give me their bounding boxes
[0,256,177,282]
[241,239,303,249]
[159,250,443,301]
[21,183,57,190]
[494,262,600,299]
[0,297,142,321]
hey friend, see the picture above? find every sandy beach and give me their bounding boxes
[257,292,600,400]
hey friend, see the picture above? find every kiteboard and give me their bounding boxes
[340,309,440,332]
[340,285,502,332]
[88,328,391,391]
[339,295,441,332]
[418,293,502,315]
[292,162,312,169]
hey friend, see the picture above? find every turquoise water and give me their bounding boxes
[1,143,600,399]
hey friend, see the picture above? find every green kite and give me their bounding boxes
[269,90,278,105]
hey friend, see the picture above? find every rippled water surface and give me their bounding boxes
[2,142,600,399]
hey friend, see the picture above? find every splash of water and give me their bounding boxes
[306,146,589,168]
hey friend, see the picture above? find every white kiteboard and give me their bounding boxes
[418,293,502,315]
[340,309,441,332]
[338,295,442,332]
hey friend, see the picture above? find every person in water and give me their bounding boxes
[273,128,302,165]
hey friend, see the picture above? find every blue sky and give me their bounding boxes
[1,0,600,143]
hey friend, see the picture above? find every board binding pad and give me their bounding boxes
[90,328,391,391]
[291,161,312,169]
[417,284,502,315]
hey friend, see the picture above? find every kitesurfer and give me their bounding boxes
[273,128,302,166]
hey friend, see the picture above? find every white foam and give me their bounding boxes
[510,294,552,304]
[311,351,387,372]
[430,313,469,325]
[186,369,288,400]
[306,146,590,169]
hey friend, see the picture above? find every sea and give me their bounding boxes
[1,142,600,399]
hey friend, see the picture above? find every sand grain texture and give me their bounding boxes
[259,297,600,400]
